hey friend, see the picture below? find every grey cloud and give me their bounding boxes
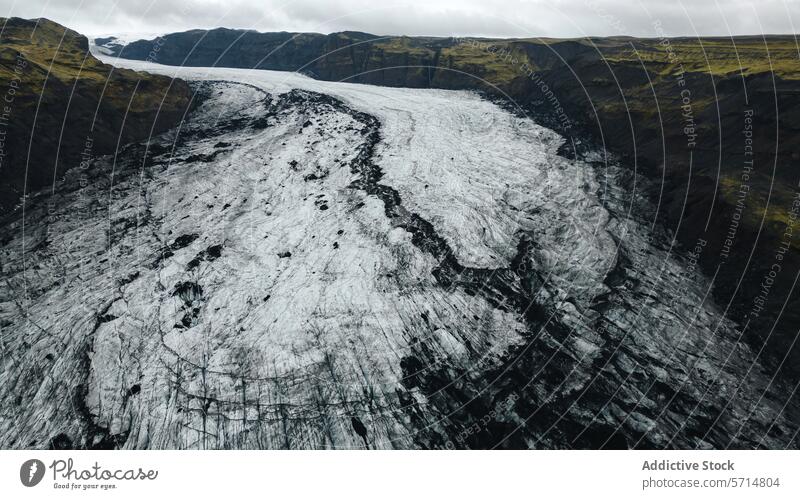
[0,0,798,39]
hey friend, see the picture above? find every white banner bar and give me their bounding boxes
[1,450,798,498]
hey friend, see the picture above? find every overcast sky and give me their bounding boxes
[1,0,798,39]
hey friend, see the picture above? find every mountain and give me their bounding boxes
[1,17,798,450]
[0,18,192,214]
[102,28,800,388]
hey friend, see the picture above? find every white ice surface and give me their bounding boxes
[96,55,616,295]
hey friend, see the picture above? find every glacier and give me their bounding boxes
[0,58,797,449]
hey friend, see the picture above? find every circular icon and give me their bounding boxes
[20,459,45,487]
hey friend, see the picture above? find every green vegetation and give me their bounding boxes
[0,17,187,111]
[0,17,192,213]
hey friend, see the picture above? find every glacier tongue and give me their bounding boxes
[0,62,798,449]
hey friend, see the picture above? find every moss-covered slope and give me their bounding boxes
[0,18,192,213]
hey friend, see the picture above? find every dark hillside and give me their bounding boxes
[0,18,192,214]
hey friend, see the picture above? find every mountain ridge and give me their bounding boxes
[0,17,193,214]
